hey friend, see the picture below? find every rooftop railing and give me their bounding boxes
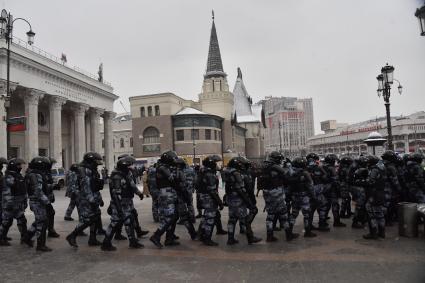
[10,36,112,87]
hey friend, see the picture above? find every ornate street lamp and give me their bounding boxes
[376,64,402,151]
[415,4,425,36]
[0,9,35,158]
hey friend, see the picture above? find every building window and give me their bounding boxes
[148,106,153,117]
[205,129,211,140]
[140,107,145,117]
[130,137,133,147]
[113,139,115,148]
[120,138,125,148]
[155,105,160,116]
[176,130,184,141]
[102,139,105,148]
[143,127,160,144]
[214,130,218,140]
[218,131,222,141]
[39,148,47,157]
[192,129,199,140]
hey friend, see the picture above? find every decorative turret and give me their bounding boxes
[204,10,226,79]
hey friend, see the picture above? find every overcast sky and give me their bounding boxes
[4,0,425,133]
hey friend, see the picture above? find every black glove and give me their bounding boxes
[139,194,144,201]
[99,199,104,207]
[249,206,258,215]
[219,203,224,211]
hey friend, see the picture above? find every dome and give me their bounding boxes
[367,131,383,139]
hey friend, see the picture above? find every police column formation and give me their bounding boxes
[0,150,424,252]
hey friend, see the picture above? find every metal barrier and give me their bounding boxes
[398,202,418,237]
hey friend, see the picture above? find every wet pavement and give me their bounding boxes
[1,185,424,283]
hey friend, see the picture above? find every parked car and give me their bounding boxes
[51,167,65,190]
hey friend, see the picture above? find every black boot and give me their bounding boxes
[66,222,89,248]
[88,224,101,246]
[164,231,180,246]
[185,221,198,240]
[135,227,149,238]
[202,238,219,246]
[129,238,144,249]
[101,226,117,251]
[318,221,330,232]
[285,228,299,242]
[351,221,364,229]
[36,228,52,252]
[101,241,117,251]
[304,228,317,238]
[378,226,386,239]
[333,218,347,227]
[149,230,163,248]
[227,228,239,245]
[266,232,278,242]
[22,230,35,247]
[215,217,227,235]
[363,229,379,240]
[246,229,262,245]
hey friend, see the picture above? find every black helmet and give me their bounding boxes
[70,163,79,172]
[292,157,307,169]
[174,157,187,168]
[117,156,136,171]
[268,151,283,164]
[117,154,130,160]
[228,157,244,170]
[0,157,7,165]
[7,158,26,172]
[402,153,410,164]
[381,150,397,162]
[409,153,423,164]
[83,152,103,166]
[160,151,178,165]
[202,155,220,170]
[324,154,338,165]
[367,155,380,167]
[339,156,353,166]
[358,156,368,167]
[306,153,319,161]
[28,156,50,171]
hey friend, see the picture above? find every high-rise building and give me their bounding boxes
[262,97,314,157]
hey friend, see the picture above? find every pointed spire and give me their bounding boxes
[205,11,226,78]
[237,67,242,79]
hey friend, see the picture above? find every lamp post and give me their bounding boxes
[278,121,282,153]
[376,64,403,151]
[0,9,35,158]
[415,4,425,36]
[192,119,196,165]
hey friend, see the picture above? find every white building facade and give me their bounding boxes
[307,111,425,156]
[0,36,118,170]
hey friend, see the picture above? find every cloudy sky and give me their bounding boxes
[4,0,425,132]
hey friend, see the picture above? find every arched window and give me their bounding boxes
[143,127,160,144]
[143,127,160,152]
[140,107,145,117]
[155,105,160,116]
[147,106,153,117]
[120,138,125,148]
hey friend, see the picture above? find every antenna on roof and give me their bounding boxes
[119,100,128,113]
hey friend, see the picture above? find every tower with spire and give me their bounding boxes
[199,11,234,151]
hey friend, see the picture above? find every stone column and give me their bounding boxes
[49,96,67,167]
[89,108,103,153]
[24,90,43,162]
[103,111,116,171]
[72,103,89,163]
[0,94,7,158]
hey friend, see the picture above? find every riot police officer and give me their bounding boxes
[351,156,369,229]
[147,164,159,222]
[23,157,52,251]
[101,156,144,251]
[363,155,386,240]
[381,150,402,226]
[196,155,224,246]
[174,158,197,240]
[66,152,104,248]
[150,151,180,248]
[44,158,60,238]
[183,162,196,223]
[261,151,294,242]
[0,158,28,246]
[287,157,316,238]
[0,157,8,230]
[405,153,425,203]
[338,156,353,218]
[306,153,329,231]
[322,154,346,227]
[225,157,261,245]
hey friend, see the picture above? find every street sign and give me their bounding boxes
[7,116,26,132]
